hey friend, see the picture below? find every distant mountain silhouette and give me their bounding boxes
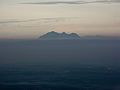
[39,31,80,40]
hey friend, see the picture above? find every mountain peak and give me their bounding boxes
[39,31,80,40]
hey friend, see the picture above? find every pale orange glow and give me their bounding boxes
[0,2,120,39]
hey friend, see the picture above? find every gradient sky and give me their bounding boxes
[0,0,120,39]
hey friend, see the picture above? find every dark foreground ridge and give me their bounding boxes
[39,31,80,40]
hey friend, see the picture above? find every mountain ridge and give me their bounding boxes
[39,31,80,40]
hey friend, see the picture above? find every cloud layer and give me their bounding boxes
[0,17,79,24]
[21,0,120,5]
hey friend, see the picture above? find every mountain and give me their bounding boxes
[39,31,80,40]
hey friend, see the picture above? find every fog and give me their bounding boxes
[0,39,120,66]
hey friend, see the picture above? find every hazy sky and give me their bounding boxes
[0,0,120,39]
